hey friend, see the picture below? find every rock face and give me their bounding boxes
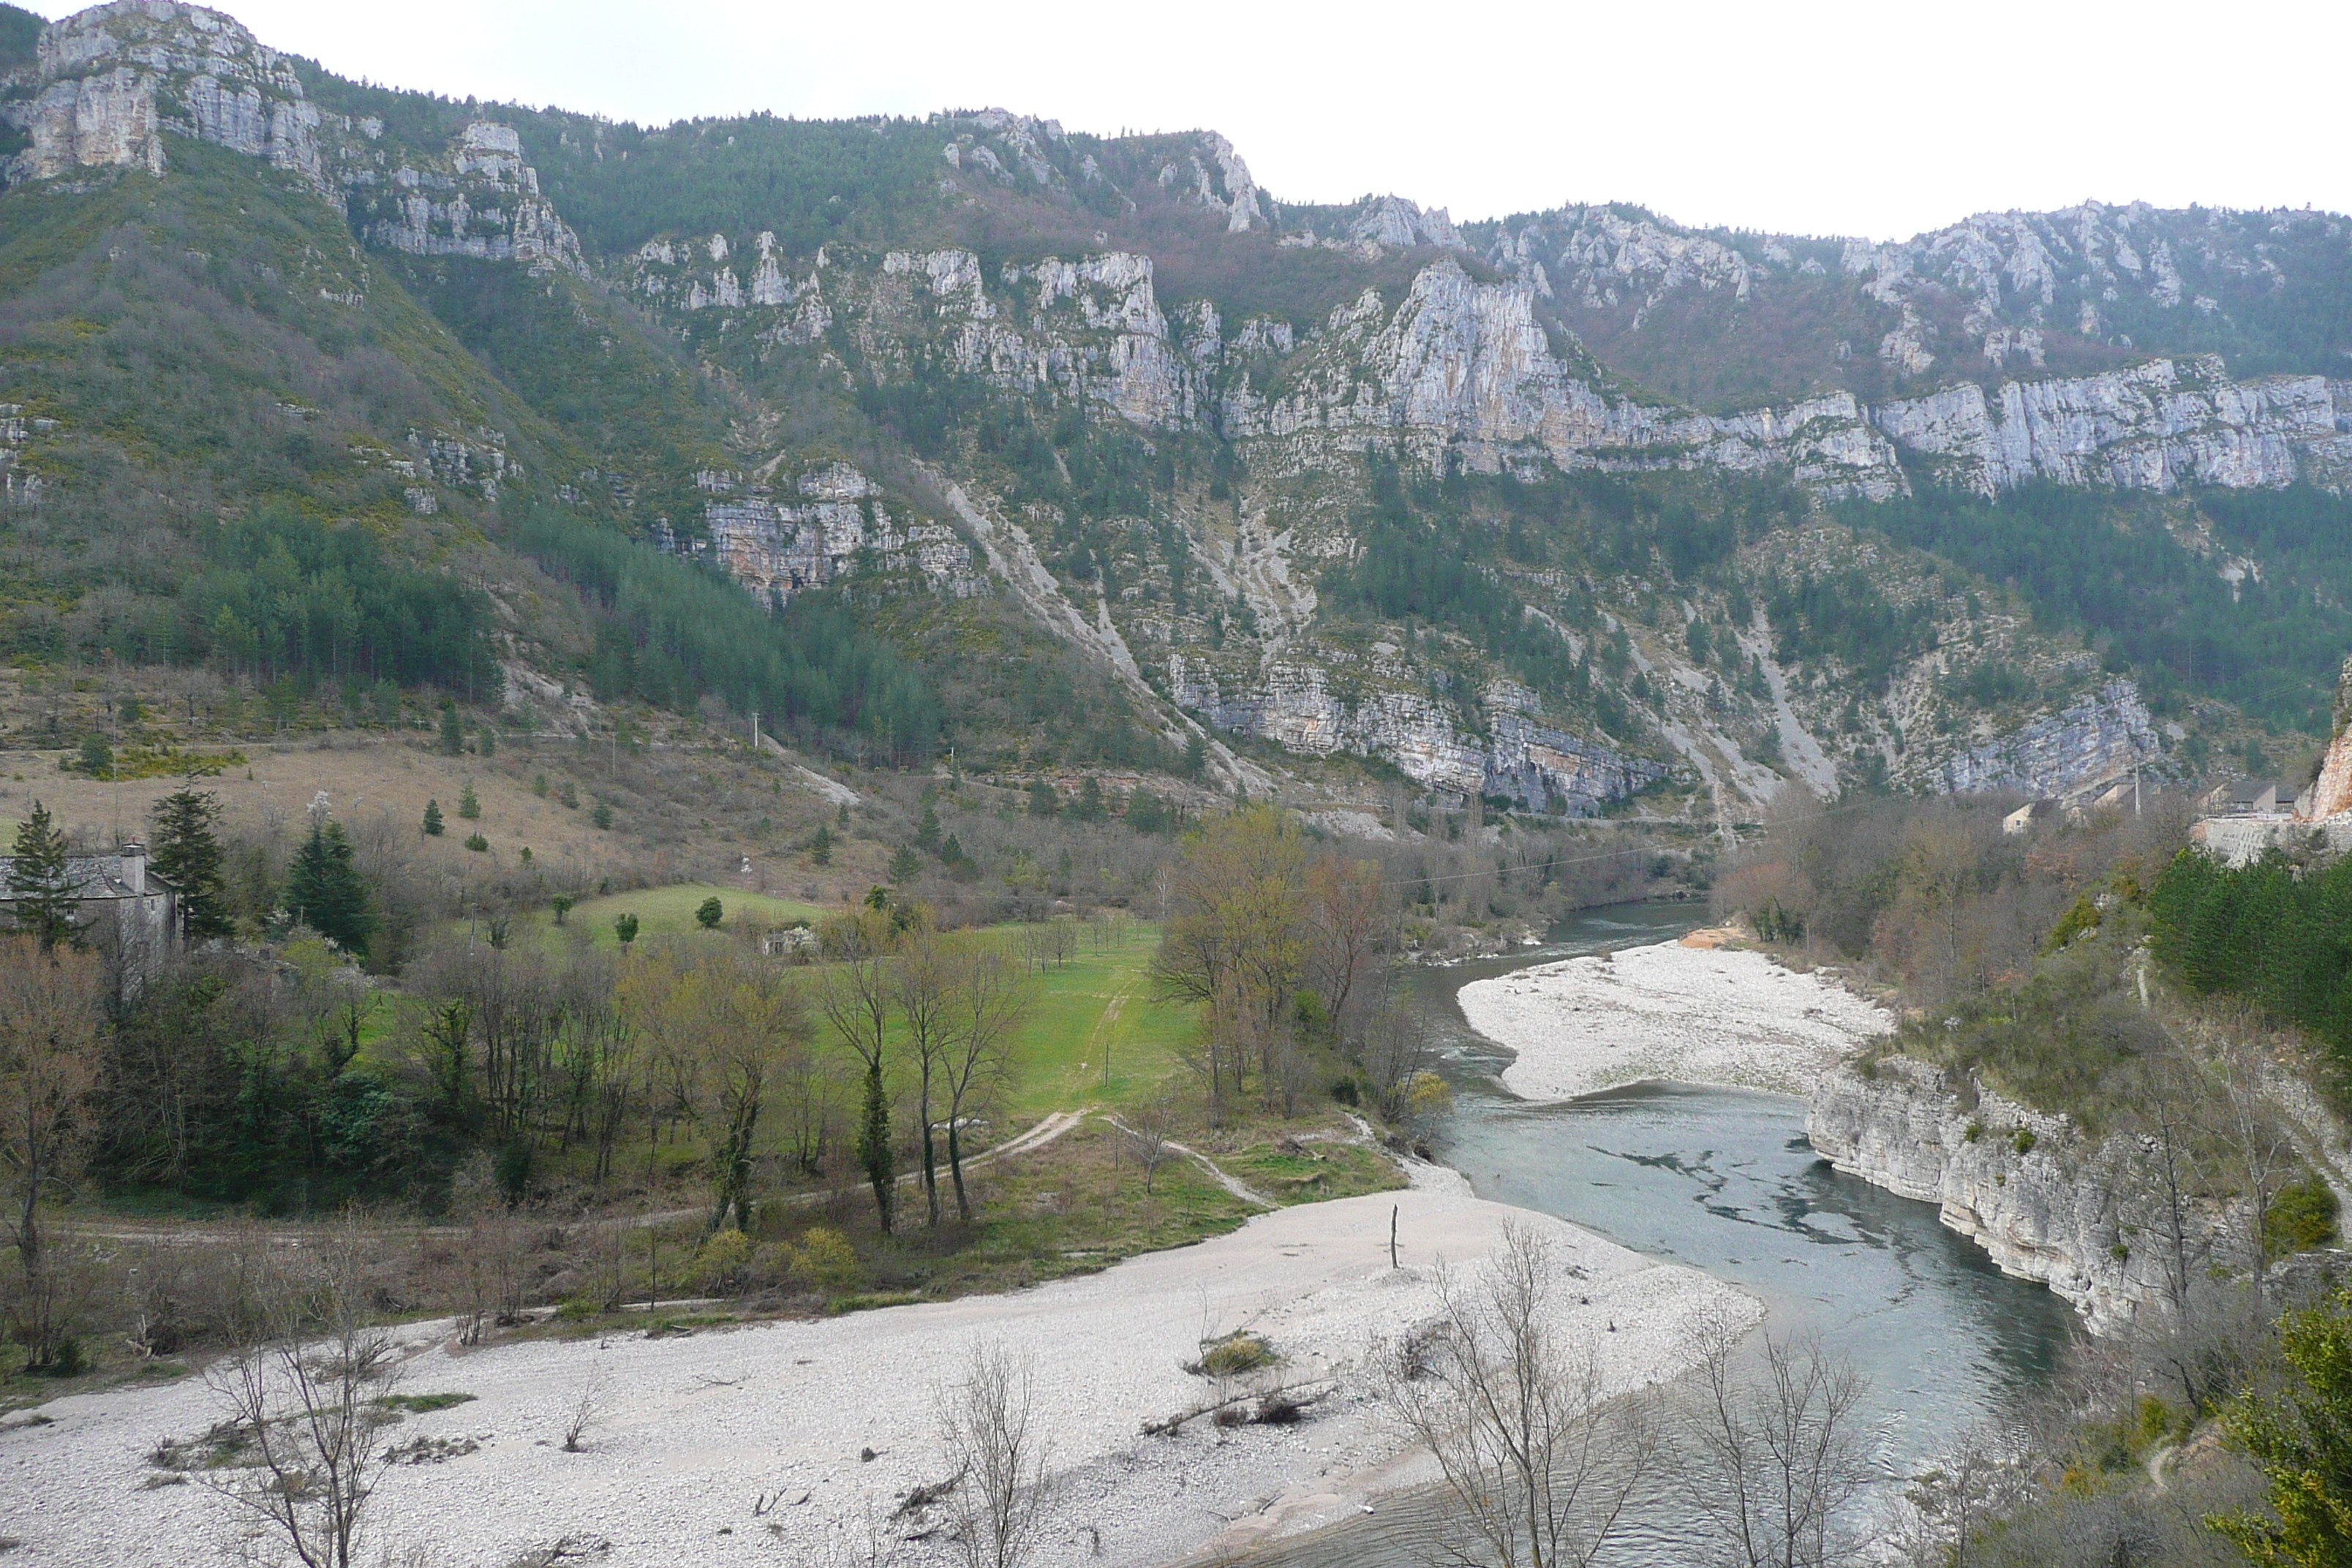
[1165,655,1662,809]
[699,464,984,604]
[1873,358,2352,496]
[2304,655,2352,821]
[351,120,585,276]
[1931,679,2160,796]
[1808,1059,2152,1334]
[3,4,584,275]
[4,1,323,189]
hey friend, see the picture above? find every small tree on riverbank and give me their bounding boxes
[1380,1222,1656,1568]
[941,1338,1056,1568]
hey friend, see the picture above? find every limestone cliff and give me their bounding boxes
[2305,655,2352,822]
[4,0,323,188]
[1808,1060,2151,1333]
[1930,680,2160,796]
[3,3,585,275]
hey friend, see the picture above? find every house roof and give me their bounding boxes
[0,854,177,902]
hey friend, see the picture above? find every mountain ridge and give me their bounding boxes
[4,0,2348,823]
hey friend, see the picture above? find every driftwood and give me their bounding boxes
[1139,1377,1335,1437]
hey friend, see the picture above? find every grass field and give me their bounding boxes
[521,883,830,949]
[979,928,1196,1117]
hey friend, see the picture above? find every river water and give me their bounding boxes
[1236,902,2076,1566]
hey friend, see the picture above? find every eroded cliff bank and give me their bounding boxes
[1807,1059,2152,1335]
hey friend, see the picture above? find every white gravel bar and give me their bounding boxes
[1458,936,1893,1102]
[0,1166,1754,1568]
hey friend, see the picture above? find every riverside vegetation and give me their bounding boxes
[1719,790,2352,1566]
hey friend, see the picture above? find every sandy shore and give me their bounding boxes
[1459,938,1892,1102]
[0,1166,1754,1568]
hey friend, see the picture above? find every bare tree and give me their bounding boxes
[2204,1009,2303,1311]
[1380,1222,1656,1568]
[0,936,102,1370]
[895,937,956,1227]
[1123,1094,1179,1196]
[941,1339,1056,1568]
[1359,994,1441,1125]
[938,946,1034,1221]
[203,1225,402,1568]
[562,1361,611,1452]
[1672,1313,1872,1568]
[1888,1422,2030,1568]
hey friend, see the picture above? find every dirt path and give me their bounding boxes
[1099,1113,1275,1208]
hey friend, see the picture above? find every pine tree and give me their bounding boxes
[7,801,80,951]
[941,832,964,865]
[438,704,464,756]
[457,782,481,821]
[810,823,832,866]
[592,799,613,831]
[285,818,374,955]
[478,726,495,759]
[888,845,921,884]
[1077,776,1104,821]
[422,799,445,837]
[150,782,229,939]
[915,804,941,853]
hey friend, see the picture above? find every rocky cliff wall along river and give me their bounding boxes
[1224,905,2073,1568]
[1808,1059,2154,1334]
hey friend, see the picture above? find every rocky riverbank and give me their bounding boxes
[0,1166,1754,1568]
[1458,936,1892,1101]
[1806,1058,2150,1335]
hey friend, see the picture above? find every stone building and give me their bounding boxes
[0,842,180,980]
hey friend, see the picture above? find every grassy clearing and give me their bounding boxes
[522,883,829,948]
[981,929,1195,1117]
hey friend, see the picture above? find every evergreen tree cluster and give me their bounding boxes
[516,511,940,761]
[2152,847,2352,1066]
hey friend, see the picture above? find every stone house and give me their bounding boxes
[0,842,180,980]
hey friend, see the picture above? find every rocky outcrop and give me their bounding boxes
[1873,358,2352,496]
[3,7,587,275]
[1225,260,1910,499]
[353,120,586,276]
[698,463,984,603]
[4,0,323,189]
[2304,655,2352,822]
[1166,655,1662,810]
[1807,1059,2152,1334]
[1931,679,2160,796]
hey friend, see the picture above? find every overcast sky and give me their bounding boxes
[27,0,2350,240]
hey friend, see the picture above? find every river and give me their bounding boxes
[1233,901,2075,1566]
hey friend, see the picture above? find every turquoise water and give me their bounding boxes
[1240,903,2075,1565]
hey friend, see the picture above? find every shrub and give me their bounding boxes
[2012,1127,2038,1156]
[1195,1332,1278,1379]
[2266,1177,2341,1258]
[693,1229,754,1293]
[464,833,489,853]
[695,895,723,929]
[789,1226,859,1291]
